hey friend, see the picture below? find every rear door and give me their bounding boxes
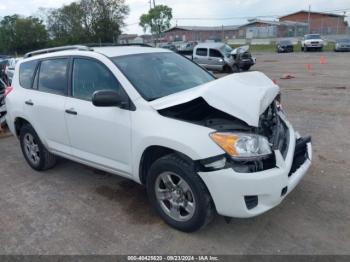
[64,57,132,176]
[193,48,208,68]
[22,58,71,154]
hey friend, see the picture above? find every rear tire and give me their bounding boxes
[20,124,57,171]
[147,154,215,232]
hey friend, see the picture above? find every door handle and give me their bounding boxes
[65,109,78,115]
[25,100,34,106]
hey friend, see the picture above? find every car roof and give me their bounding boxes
[93,46,170,57]
[21,46,171,63]
[196,42,226,49]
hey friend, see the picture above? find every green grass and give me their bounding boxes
[229,42,335,53]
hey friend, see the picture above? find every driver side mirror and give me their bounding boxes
[92,90,134,110]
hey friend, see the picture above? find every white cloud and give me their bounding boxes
[0,3,7,11]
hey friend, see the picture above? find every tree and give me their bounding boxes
[139,5,172,40]
[0,15,48,54]
[45,0,129,45]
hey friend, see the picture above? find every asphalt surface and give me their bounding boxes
[0,52,349,255]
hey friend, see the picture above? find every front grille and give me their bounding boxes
[289,137,310,177]
[311,41,319,44]
[244,195,258,210]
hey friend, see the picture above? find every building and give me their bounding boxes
[118,34,138,44]
[238,19,308,38]
[163,26,240,42]
[118,34,153,44]
[279,10,348,35]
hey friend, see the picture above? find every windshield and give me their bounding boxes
[221,45,233,57]
[112,52,215,101]
[279,40,292,45]
[305,34,321,40]
[337,39,350,43]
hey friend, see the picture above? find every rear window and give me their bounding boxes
[19,61,38,89]
[38,59,68,95]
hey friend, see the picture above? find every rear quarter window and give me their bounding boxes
[19,60,38,89]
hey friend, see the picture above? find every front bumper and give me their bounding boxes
[199,116,312,218]
[335,46,350,51]
[305,43,323,48]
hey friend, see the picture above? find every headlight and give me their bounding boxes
[210,132,272,159]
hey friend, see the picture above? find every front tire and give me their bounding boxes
[241,65,251,71]
[20,124,57,171]
[147,154,215,232]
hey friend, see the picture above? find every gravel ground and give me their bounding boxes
[0,52,349,255]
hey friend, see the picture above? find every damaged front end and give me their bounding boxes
[158,97,289,173]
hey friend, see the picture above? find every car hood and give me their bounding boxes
[150,71,279,127]
[305,39,323,43]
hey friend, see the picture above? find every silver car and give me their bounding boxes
[334,39,350,52]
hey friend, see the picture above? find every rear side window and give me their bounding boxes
[38,59,68,95]
[72,58,122,101]
[209,49,223,58]
[196,48,208,56]
[19,61,38,89]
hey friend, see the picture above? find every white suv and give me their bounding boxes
[301,34,324,52]
[6,45,312,232]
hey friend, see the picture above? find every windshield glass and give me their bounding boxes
[221,45,233,57]
[112,52,215,101]
[305,34,321,40]
[279,40,292,45]
[337,39,350,43]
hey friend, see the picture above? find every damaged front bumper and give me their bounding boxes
[198,116,312,218]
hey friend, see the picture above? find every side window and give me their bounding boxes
[38,59,68,95]
[72,58,121,101]
[19,60,38,89]
[196,48,208,56]
[209,49,223,58]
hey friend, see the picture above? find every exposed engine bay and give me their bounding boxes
[158,97,289,173]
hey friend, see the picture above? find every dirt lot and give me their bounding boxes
[0,52,349,255]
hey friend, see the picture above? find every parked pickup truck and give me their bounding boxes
[178,42,255,73]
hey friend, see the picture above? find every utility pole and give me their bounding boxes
[307,5,311,33]
[153,0,156,8]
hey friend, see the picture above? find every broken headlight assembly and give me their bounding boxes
[210,132,272,160]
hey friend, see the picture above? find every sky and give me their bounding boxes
[0,0,349,34]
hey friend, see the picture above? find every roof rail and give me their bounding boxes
[85,43,153,48]
[24,45,92,58]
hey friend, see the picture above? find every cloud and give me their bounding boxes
[0,4,7,11]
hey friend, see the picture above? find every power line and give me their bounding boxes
[173,7,350,21]
[125,6,350,27]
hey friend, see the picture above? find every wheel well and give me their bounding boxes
[139,146,193,184]
[14,117,30,137]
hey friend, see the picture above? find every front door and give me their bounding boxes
[64,57,132,176]
[208,49,224,71]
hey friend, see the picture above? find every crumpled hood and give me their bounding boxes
[150,71,279,127]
